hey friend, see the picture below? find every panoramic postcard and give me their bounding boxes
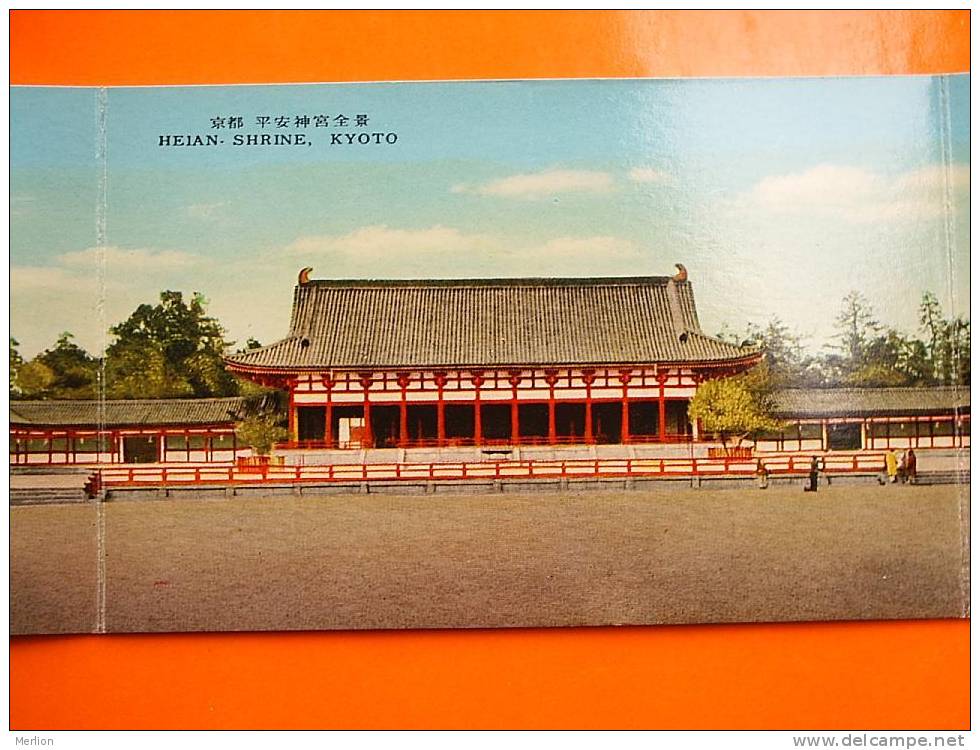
[10,76,969,634]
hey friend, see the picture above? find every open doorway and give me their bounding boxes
[123,435,159,463]
[828,423,861,450]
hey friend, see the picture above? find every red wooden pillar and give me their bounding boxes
[545,369,559,445]
[508,371,522,444]
[582,369,595,444]
[434,371,448,445]
[618,370,633,444]
[471,371,485,445]
[358,372,374,448]
[397,372,411,448]
[657,371,668,442]
[323,375,335,448]
[287,379,298,443]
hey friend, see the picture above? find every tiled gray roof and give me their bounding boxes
[773,387,970,418]
[226,276,757,371]
[9,398,251,428]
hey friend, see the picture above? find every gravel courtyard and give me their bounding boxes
[10,482,969,634]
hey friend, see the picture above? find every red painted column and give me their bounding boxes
[359,372,374,448]
[324,376,334,448]
[582,369,595,444]
[397,373,411,448]
[471,372,485,446]
[508,371,522,445]
[434,371,448,446]
[288,385,297,444]
[619,370,633,444]
[545,370,559,445]
[657,372,668,442]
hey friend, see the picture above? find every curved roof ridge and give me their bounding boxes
[302,275,674,288]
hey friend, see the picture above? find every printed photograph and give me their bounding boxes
[9,76,969,634]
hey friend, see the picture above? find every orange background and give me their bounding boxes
[9,10,971,730]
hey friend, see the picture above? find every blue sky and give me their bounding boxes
[11,75,969,357]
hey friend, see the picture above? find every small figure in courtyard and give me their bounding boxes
[756,460,769,490]
[905,448,917,484]
[885,449,899,484]
[804,455,819,492]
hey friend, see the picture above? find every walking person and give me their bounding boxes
[805,455,819,492]
[756,459,769,490]
[905,448,917,484]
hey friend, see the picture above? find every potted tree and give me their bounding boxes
[688,370,782,459]
[234,413,288,472]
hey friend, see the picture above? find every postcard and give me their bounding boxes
[9,75,969,634]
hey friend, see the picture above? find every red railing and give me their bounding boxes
[96,452,886,488]
[275,434,695,450]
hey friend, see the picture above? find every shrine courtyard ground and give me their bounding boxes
[11,482,968,634]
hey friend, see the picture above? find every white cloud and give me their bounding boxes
[11,266,103,357]
[184,201,228,220]
[453,169,615,199]
[894,163,970,193]
[520,236,644,265]
[59,246,204,271]
[280,225,645,278]
[628,167,673,184]
[11,266,80,291]
[734,163,969,223]
[10,193,36,218]
[283,225,497,259]
[7,227,665,358]
[11,245,209,357]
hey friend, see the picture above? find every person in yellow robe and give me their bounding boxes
[885,449,899,483]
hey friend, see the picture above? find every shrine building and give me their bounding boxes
[223,266,762,451]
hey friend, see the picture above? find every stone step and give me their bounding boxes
[912,470,970,486]
[9,488,89,506]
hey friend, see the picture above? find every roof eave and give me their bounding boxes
[224,350,762,374]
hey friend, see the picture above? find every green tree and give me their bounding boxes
[688,373,782,454]
[229,338,279,398]
[846,329,931,386]
[235,413,288,456]
[823,291,882,384]
[835,291,880,361]
[15,359,56,398]
[15,333,100,399]
[945,317,970,385]
[919,292,944,365]
[106,291,240,398]
[919,292,970,385]
[719,317,823,387]
[106,343,192,399]
[9,338,23,395]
